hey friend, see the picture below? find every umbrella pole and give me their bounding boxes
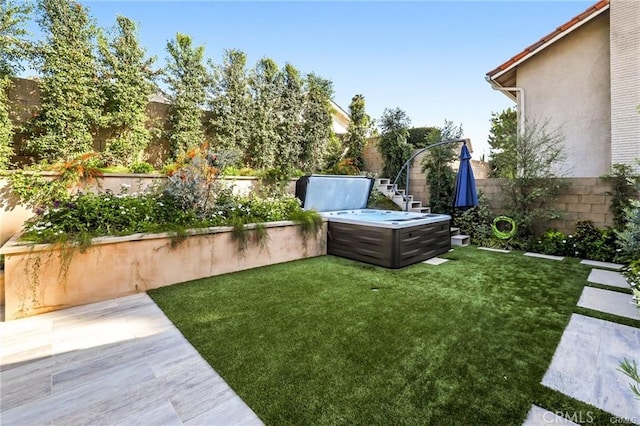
[392,138,469,212]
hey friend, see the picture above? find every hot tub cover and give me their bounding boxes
[295,174,374,211]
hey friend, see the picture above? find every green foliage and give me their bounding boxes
[532,229,566,255]
[621,260,640,306]
[164,33,208,160]
[0,0,33,168]
[367,188,401,211]
[230,219,270,256]
[19,165,310,248]
[9,171,71,209]
[246,57,281,169]
[500,119,568,240]
[0,76,13,168]
[618,358,640,399]
[209,49,252,155]
[324,158,360,176]
[0,0,33,77]
[129,161,154,174]
[407,126,439,148]
[421,120,462,215]
[21,188,198,245]
[602,163,639,230]
[220,165,257,177]
[452,192,493,246]
[161,145,234,219]
[343,94,372,168]
[9,152,105,209]
[300,73,334,172]
[378,107,412,188]
[617,200,640,261]
[257,166,294,197]
[27,0,102,162]
[98,15,157,166]
[487,107,518,178]
[528,221,621,262]
[287,208,324,240]
[275,63,304,170]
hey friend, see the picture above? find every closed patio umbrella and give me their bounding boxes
[453,142,478,209]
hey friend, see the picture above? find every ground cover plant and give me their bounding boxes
[14,146,319,247]
[149,247,618,425]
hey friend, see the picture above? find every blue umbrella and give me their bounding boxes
[453,143,478,209]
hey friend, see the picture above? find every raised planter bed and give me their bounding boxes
[0,220,327,321]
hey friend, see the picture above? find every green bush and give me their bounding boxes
[528,221,622,262]
[617,200,640,261]
[452,192,493,246]
[129,162,155,174]
[530,229,569,256]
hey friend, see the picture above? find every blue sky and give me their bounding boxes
[24,0,595,160]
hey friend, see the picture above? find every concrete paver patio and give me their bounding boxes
[0,293,263,425]
[587,269,629,289]
[542,314,640,422]
[577,286,639,320]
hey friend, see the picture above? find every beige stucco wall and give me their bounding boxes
[516,12,611,178]
[0,221,327,320]
[610,0,640,172]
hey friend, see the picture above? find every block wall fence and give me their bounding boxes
[363,139,616,235]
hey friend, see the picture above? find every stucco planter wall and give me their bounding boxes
[0,220,327,321]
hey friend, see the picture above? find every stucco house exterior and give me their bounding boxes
[486,0,640,178]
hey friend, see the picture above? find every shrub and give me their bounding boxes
[452,192,493,246]
[530,229,569,256]
[617,200,640,262]
[529,221,622,262]
[602,163,639,230]
[130,161,155,174]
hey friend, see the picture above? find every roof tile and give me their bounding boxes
[486,0,609,78]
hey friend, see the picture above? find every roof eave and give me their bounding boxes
[486,0,610,82]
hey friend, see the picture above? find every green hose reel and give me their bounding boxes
[492,216,517,240]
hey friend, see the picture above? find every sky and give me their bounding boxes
[21,0,595,160]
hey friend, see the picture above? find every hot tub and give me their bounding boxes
[296,175,451,268]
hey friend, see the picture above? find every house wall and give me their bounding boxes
[610,0,640,172]
[516,12,611,178]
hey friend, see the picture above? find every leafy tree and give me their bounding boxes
[407,126,440,148]
[163,33,208,160]
[247,57,281,169]
[98,15,157,166]
[0,0,32,168]
[300,72,334,172]
[208,49,252,157]
[487,107,517,178]
[378,107,412,188]
[343,94,372,168]
[503,119,568,239]
[421,120,463,215]
[27,0,102,162]
[276,63,304,170]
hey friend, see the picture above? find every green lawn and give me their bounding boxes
[149,247,617,425]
